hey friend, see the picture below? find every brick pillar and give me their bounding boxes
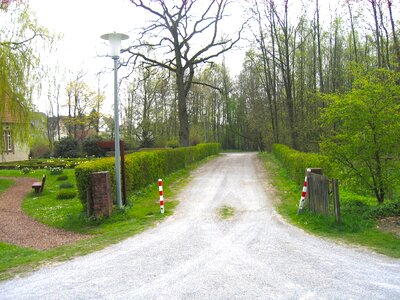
[90,171,113,218]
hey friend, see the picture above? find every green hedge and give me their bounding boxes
[0,157,94,170]
[272,144,334,185]
[75,143,220,208]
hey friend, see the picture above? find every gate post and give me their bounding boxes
[332,179,341,223]
[89,171,113,218]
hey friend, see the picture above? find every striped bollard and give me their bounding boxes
[297,168,310,214]
[158,179,164,214]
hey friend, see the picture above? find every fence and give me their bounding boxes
[304,168,341,223]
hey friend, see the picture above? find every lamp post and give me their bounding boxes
[101,32,129,209]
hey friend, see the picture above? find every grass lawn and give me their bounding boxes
[0,178,14,194]
[0,156,217,280]
[259,152,400,258]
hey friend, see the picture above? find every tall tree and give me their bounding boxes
[315,0,325,92]
[321,67,400,204]
[369,0,383,67]
[65,75,103,143]
[347,1,359,63]
[124,0,244,146]
[386,0,400,67]
[252,0,279,144]
[270,0,299,149]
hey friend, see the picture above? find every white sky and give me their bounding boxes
[28,0,142,114]
[29,0,142,64]
[28,0,246,115]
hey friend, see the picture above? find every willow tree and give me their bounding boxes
[0,1,50,151]
[125,0,244,146]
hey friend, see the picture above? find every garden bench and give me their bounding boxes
[32,175,46,194]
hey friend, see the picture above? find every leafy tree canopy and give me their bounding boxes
[320,66,400,203]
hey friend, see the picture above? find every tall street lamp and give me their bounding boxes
[101,32,129,209]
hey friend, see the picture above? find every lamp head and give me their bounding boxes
[101,32,129,59]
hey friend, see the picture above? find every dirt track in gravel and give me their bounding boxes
[0,177,89,250]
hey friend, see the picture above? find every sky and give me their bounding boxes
[28,0,143,114]
[28,0,246,115]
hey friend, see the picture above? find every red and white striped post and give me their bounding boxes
[297,168,310,214]
[158,179,164,214]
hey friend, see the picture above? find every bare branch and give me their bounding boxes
[192,80,225,95]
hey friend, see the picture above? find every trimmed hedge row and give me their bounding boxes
[272,144,334,185]
[0,158,93,170]
[75,143,221,208]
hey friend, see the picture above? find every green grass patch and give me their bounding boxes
[259,152,400,258]
[0,155,218,280]
[218,205,235,219]
[0,178,14,194]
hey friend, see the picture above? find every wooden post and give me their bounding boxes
[307,171,330,215]
[332,179,341,223]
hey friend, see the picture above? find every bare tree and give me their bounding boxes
[386,0,400,68]
[124,0,244,146]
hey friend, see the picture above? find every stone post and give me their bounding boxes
[90,171,113,218]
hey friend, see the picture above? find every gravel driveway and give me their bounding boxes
[0,153,399,299]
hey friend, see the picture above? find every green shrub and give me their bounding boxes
[82,137,107,157]
[49,166,64,175]
[59,182,74,189]
[30,144,51,159]
[272,144,334,185]
[56,190,77,200]
[20,167,33,174]
[75,143,221,210]
[369,201,400,219]
[167,139,180,148]
[53,137,80,158]
[56,175,68,181]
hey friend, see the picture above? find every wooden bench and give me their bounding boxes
[32,175,46,194]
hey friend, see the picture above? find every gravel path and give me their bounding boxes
[0,177,89,250]
[0,153,399,299]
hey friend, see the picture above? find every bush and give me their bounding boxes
[59,182,74,189]
[167,139,180,149]
[56,175,68,181]
[82,137,107,157]
[20,167,33,174]
[272,144,334,185]
[53,137,80,158]
[49,167,63,175]
[369,201,400,219]
[56,190,77,200]
[75,143,221,210]
[30,144,51,159]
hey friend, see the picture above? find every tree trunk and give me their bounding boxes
[347,2,358,63]
[176,74,190,147]
[387,0,400,67]
[316,0,324,92]
[371,0,382,67]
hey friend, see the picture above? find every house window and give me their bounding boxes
[3,130,13,153]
